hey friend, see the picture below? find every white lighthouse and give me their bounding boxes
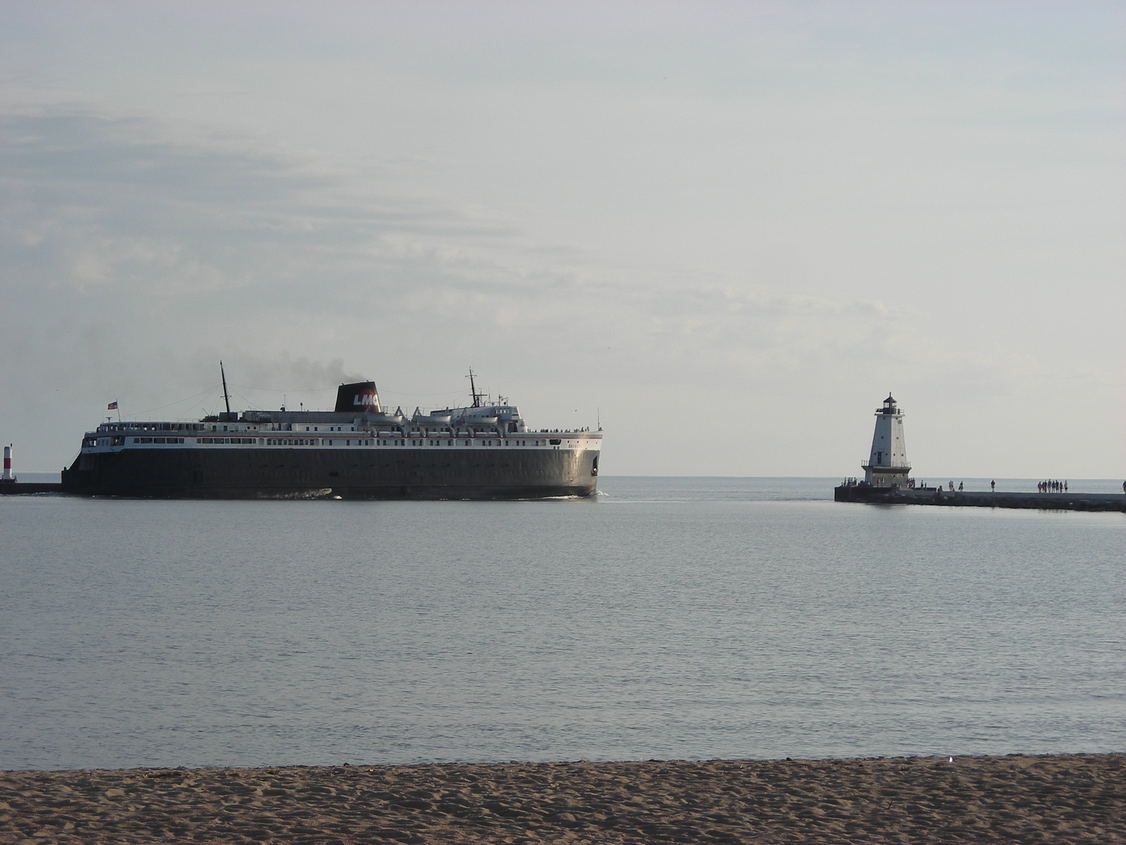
[862,394,911,487]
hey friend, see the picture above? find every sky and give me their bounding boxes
[1,1,1123,478]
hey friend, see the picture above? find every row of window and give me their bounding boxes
[111,437,565,448]
[91,436,580,450]
[100,423,205,432]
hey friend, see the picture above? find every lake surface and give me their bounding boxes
[1,477,1122,771]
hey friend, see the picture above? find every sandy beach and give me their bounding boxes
[1,753,1122,843]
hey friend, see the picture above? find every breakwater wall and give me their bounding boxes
[835,484,1125,513]
[0,481,64,495]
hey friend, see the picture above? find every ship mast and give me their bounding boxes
[468,367,485,408]
[220,361,232,416]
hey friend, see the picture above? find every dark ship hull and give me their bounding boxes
[62,444,598,500]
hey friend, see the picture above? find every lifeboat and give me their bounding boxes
[411,407,453,432]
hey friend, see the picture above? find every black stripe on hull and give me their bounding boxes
[62,447,599,500]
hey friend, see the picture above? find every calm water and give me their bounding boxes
[1,477,1122,771]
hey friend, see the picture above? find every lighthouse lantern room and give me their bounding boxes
[862,394,911,487]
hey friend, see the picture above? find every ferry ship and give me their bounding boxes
[60,370,601,499]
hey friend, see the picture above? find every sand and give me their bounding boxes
[1,754,1122,843]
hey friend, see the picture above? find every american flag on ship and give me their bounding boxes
[107,401,118,410]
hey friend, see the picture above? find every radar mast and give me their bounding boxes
[468,367,486,408]
[220,361,232,416]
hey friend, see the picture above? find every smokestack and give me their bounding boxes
[334,381,382,414]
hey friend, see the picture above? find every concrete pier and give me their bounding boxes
[835,484,1125,512]
[0,481,64,495]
